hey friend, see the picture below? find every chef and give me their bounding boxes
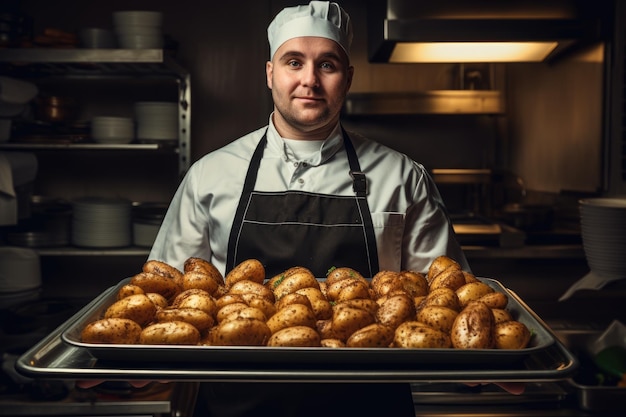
[149,1,471,416]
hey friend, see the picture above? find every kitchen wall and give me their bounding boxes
[14,0,604,198]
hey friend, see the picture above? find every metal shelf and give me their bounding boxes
[34,246,151,257]
[0,142,169,151]
[0,48,188,78]
[0,48,191,174]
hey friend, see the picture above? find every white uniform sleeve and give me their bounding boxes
[148,165,212,272]
[401,164,470,273]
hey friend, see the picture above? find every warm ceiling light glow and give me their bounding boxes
[389,42,559,63]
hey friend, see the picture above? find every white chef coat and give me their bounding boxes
[149,115,469,275]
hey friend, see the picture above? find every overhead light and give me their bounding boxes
[389,42,559,63]
[368,0,606,63]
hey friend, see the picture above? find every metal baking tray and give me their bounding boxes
[16,278,579,382]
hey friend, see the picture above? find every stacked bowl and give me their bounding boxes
[71,197,133,248]
[113,11,163,49]
[91,116,134,144]
[579,197,626,280]
[135,101,178,143]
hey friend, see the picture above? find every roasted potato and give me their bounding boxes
[229,279,275,303]
[376,293,416,329]
[267,326,321,347]
[156,307,215,332]
[130,271,181,300]
[275,292,313,311]
[171,289,217,317]
[216,302,249,323]
[320,338,346,348]
[333,279,371,302]
[492,308,513,324]
[455,281,495,308]
[104,293,157,326]
[477,291,508,309]
[266,303,317,334]
[423,287,461,312]
[184,257,224,286]
[450,301,495,349]
[331,304,376,341]
[427,255,461,283]
[223,306,267,323]
[272,268,320,300]
[397,270,429,298]
[429,265,466,292]
[81,318,142,344]
[336,298,379,316]
[494,320,531,349]
[416,305,459,334]
[346,323,394,348]
[117,284,144,299]
[295,287,332,320]
[225,258,265,287]
[326,267,367,286]
[146,292,169,309]
[393,321,452,348]
[142,260,184,286]
[139,320,201,345]
[182,270,221,295]
[210,318,271,346]
[240,293,277,319]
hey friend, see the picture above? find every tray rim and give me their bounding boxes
[16,277,580,382]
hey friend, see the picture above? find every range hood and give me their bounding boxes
[368,0,607,63]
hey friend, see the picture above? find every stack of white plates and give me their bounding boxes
[91,116,134,144]
[135,101,178,142]
[579,197,626,279]
[71,197,132,248]
[113,11,163,49]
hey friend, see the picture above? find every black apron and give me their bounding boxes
[196,128,414,417]
[226,127,379,278]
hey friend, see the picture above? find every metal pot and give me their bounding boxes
[35,95,78,123]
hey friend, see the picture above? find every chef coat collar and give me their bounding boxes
[266,113,345,167]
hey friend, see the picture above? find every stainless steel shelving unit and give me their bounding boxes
[0,48,191,257]
[0,48,191,175]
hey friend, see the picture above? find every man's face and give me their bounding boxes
[266,36,353,139]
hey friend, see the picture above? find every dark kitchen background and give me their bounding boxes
[1,0,624,332]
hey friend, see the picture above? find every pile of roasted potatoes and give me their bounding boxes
[81,256,532,349]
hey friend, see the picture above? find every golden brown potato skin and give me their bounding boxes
[376,293,415,330]
[266,304,317,334]
[210,318,271,346]
[140,321,200,345]
[81,318,142,344]
[225,259,266,287]
[130,272,181,301]
[416,305,458,334]
[346,323,394,348]
[104,294,157,326]
[267,326,321,347]
[117,284,144,300]
[143,260,184,284]
[450,301,495,349]
[494,320,531,349]
[184,257,224,286]
[393,321,452,348]
[455,281,494,309]
[156,307,215,332]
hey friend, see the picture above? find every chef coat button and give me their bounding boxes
[302,162,308,167]
[293,162,298,167]
[298,178,304,184]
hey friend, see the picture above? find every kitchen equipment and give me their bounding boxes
[132,202,167,247]
[134,101,178,143]
[71,196,132,248]
[0,247,41,309]
[91,116,134,144]
[35,95,78,124]
[113,11,163,49]
[14,277,578,382]
[579,197,626,279]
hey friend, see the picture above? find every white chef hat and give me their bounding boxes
[267,1,353,60]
